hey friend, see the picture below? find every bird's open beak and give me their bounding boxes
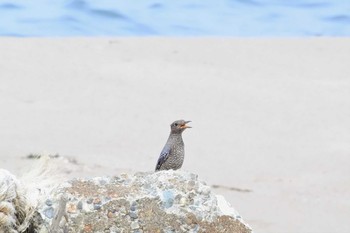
[180,121,192,129]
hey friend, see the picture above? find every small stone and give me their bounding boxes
[180,225,187,231]
[93,204,101,210]
[99,179,107,185]
[192,224,199,232]
[162,190,174,208]
[179,197,187,207]
[124,215,131,221]
[93,198,101,204]
[83,224,93,232]
[188,180,196,188]
[190,173,198,180]
[129,211,138,219]
[77,201,83,210]
[120,173,128,179]
[67,203,77,213]
[43,207,54,219]
[201,187,210,195]
[130,221,140,230]
[107,210,114,218]
[45,199,53,206]
[119,206,126,214]
[86,198,93,204]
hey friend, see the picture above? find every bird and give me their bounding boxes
[155,120,191,171]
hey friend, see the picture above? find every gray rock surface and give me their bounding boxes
[35,170,252,233]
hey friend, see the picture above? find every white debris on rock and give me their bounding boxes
[0,169,21,233]
[0,156,66,233]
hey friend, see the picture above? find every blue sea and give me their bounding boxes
[0,0,349,37]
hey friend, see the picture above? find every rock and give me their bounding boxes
[131,221,140,230]
[45,199,53,206]
[43,207,54,219]
[32,170,252,233]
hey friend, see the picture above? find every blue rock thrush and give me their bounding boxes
[155,120,191,171]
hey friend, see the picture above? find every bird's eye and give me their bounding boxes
[174,123,178,126]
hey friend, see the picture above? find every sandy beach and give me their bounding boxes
[0,37,349,233]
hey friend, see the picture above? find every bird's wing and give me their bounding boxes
[155,145,171,171]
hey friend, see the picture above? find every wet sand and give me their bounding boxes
[0,37,349,233]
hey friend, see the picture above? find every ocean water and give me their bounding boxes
[0,0,349,36]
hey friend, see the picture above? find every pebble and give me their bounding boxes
[187,181,196,190]
[192,224,199,232]
[77,201,83,210]
[67,203,77,213]
[179,197,187,207]
[83,224,93,232]
[93,198,101,204]
[43,207,54,219]
[94,204,102,210]
[185,217,192,225]
[130,201,137,211]
[124,215,131,221]
[45,199,53,206]
[190,173,198,180]
[130,221,140,230]
[119,206,126,215]
[107,210,114,218]
[129,211,138,219]
[162,190,174,208]
[180,225,188,232]
[165,230,175,233]
[99,179,107,185]
[201,187,210,196]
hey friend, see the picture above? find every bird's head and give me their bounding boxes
[170,120,191,134]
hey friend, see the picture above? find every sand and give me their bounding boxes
[0,37,349,233]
